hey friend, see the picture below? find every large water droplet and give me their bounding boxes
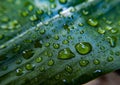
[75,42,92,55]
[58,48,75,60]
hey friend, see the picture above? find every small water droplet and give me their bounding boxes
[97,27,105,34]
[22,49,34,59]
[79,60,89,67]
[87,18,98,27]
[34,40,42,48]
[59,0,67,4]
[93,59,100,65]
[48,59,54,66]
[36,9,44,15]
[58,48,75,60]
[62,40,69,44]
[107,56,114,62]
[54,35,59,40]
[107,36,117,47]
[25,63,34,71]
[44,42,50,47]
[39,66,45,72]
[30,15,38,21]
[16,59,22,64]
[75,42,92,55]
[53,43,60,49]
[65,65,73,73]
[16,68,23,76]
[40,29,46,34]
[35,57,42,63]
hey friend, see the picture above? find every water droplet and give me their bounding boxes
[44,42,50,47]
[62,40,69,44]
[59,0,67,4]
[25,63,34,71]
[22,49,34,59]
[97,27,105,34]
[28,5,34,11]
[105,26,112,30]
[16,59,22,64]
[48,59,54,66]
[53,43,60,49]
[16,68,23,76]
[87,18,98,27]
[35,57,42,63]
[36,9,44,15]
[78,23,84,27]
[93,69,102,76]
[54,35,59,40]
[75,42,92,55]
[34,40,42,48]
[39,66,45,72]
[93,59,100,65]
[13,45,21,52]
[107,56,114,62]
[50,3,57,9]
[110,29,118,34]
[30,15,38,21]
[21,11,28,17]
[82,9,89,15]
[79,60,89,67]
[40,29,46,34]
[107,36,117,47]
[65,65,73,73]
[58,48,75,60]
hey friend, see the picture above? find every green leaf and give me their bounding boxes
[0,0,120,85]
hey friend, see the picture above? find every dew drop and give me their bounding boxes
[53,43,60,49]
[16,68,23,76]
[87,18,98,27]
[35,57,42,63]
[97,27,105,34]
[107,56,114,62]
[93,59,100,65]
[75,42,92,55]
[79,60,89,67]
[65,65,73,73]
[58,48,75,60]
[48,59,54,66]
[59,0,67,4]
[34,40,42,48]
[107,36,117,47]
[40,29,46,34]
[25,63,34,71]
[16,59,22,64]
[62,40,69,44]
[39,66,45,72]
[54,35,59,40]
[55,74,60,80]
[22,49,34,59]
